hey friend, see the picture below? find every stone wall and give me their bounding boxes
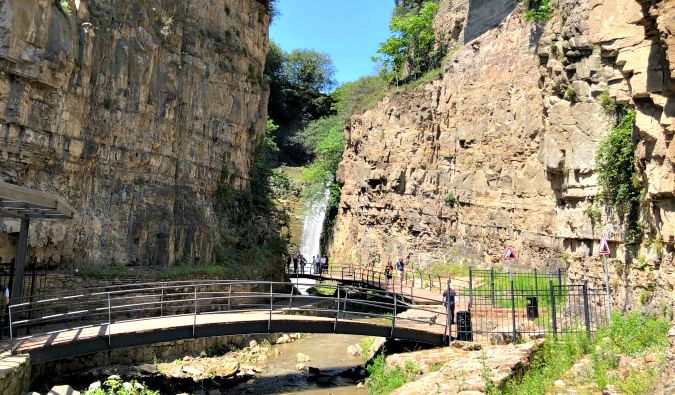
[30,333,278,379]
[0,0,271,268]
[0,354,31,395]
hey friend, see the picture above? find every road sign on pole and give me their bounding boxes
[503,247,516,282]
[599,234,611,325]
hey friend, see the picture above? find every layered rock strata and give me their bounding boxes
[0,0,270,267]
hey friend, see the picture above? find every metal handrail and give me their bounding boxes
[8,280,451,347]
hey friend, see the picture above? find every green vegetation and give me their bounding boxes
[564,86,577,102]
[85,376,159,395]
[58,0,72,17]
[472,271,566,308]
[427,262,469,278]
[373,2,446,85]
[103,96,118,110]
[360,336,376,362]
[161,16,173,25]
[585,206,602,229]
[594,108,642,243]
[500,312,670,395]
[445,191,456,208]
[365,350,417,394]
[519,0,555,22]
[598,89,617,112]
[429,362,444,372]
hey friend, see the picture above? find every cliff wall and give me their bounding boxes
[331,0,674,277]
[0,0,270,268]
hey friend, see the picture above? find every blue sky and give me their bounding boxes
[269,0,394,85]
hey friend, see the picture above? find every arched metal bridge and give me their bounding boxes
[6,278,462,364]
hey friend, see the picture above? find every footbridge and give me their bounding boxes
[5,279,459,364]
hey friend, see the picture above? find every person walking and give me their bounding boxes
[320,255,328,274]
[293,250,300,274]
[300,254,307,274]
[443,286,458,324]
[384,260,393,287]
[396,257,405,285]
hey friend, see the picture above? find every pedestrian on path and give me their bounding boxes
[396,257,405,285]
[0,282,8,305]
[293,250,300,274]
[384,260,393,287]
[320,255,328,274]
[300,254,307,274]
[443,287,458,325]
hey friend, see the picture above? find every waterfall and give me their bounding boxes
[299,188,330,260]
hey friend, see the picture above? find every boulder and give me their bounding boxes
[139,364,158,374]
[296,353,310,362]
[450,340,482,351]
[294,363,307,371]
[347,344,362,356]
[48,387,80,395]
[182,366,203,376]
[220,360,240,377]
[249,340,258,348]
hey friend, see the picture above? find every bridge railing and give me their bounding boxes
[286,263,470,297]
[8,280,452,347]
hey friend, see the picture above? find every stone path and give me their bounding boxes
[390,340,542,395]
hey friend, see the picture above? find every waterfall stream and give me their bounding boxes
[299,188,330,262]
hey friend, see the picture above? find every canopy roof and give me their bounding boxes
[0,182,75,219]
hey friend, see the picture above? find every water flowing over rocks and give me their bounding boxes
[0,0,271,267]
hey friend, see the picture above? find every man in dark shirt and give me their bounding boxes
[443,287,457,324]
[396,257,405,284]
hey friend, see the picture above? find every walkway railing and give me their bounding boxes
[7,280,453,349]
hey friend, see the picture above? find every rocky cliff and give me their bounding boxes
[331,0,674,279]
[0,0,271,267]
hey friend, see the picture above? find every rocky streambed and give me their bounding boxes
[30,333,374,395]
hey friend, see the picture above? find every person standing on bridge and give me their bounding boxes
[300,254,307,274]
[384,260,393,287]
[396,257,405,285]
[443,286,458,324]
[0,282,8,306]
[293,250,300,274]
[321,255,328,274]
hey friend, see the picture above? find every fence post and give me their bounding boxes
[469,268,473,307]
[510,279,517,345]
[550,280,557,337]
[438,275,441,294]
[108,292,111,347]
[583,280,590,337]
[343,289,349,318]
[534,268,538,303]
[193,286,198,337]
[491,267,495,307]
[160,288,164,317]
[334,284,340,331]
[268,283,273,333]
[411,277,415,305]
[391,293,397,338]
[445,279,451,345]
[558,268,562,298]
[228,284,232,311]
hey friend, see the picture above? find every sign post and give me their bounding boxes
[503,247,517,282]
[598,234,611,325]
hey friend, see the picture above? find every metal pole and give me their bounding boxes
[583,280,590,337]
[510,279,517,345]
[288,286,294,308]
[334,284,340,331]
[509,263,513,283]
[8,304,12,340]
[108,292,111,347]
[269,283,273,333]
[193,286,197,337]
[410,277,415,305]
[438,275,441,294]
[558,268,562,298]
[534,268,538,303]
[603,255,611,325]
[391,293,397,338]
[228,284,232,311]
[10,219,29,329]
[491,267,495,307]
[160,288,164,316]
[445,279,451,344]
[469,268,473,307]
[550,280,557,337]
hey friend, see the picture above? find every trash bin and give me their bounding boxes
[526,296,539,320]
[456,311,473,342]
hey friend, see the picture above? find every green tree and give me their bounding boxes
[373,2,444,85]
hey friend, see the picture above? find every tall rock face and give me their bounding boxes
[0,0,270,267]
[331,0,675,278]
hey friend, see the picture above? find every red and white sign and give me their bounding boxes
[503,247,517,260]
[598,234,611,255]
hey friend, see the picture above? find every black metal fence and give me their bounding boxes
[0,257,47,340]
[458,279,607,344]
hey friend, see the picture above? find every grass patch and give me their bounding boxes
[360,336,376,362]
[471,271,566,308]
[427,262,470,278]
[366,350,415,394]
[500,311,670,395]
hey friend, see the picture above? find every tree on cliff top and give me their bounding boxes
[373,2,445,85]
[265,41,337,165]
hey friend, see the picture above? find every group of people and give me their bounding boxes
[382,257,407,286]
[283,250,328,275]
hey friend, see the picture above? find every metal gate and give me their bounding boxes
[0,256,46,340]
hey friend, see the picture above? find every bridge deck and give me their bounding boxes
[292,271,448,305]
[12,312,447,364]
